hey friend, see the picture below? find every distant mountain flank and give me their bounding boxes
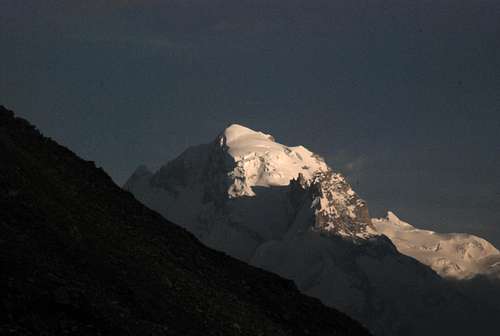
[126,123,500,336]
[0,106,370,336]
[373,211,500,280]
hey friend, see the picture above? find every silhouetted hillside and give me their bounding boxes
[0,105,370,336]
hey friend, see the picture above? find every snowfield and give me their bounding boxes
[373,211,500,279]
[221,124,329,197]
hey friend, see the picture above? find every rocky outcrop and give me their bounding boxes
[290,171,374,238]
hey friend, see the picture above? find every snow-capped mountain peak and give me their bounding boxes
[385,211,415,229]
[214,125,373,237]
[217,124,328,198]
[125,123,370,240]
[124,124,500,335]
[220,123,275,147]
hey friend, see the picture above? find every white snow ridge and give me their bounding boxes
[220,124,329,197]
[125,123,500,336]
[373,211,500,279]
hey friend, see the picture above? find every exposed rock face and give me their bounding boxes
[0,107,370,336]
[291,171,374,238]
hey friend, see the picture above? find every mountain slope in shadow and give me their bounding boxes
[0,106,370,336]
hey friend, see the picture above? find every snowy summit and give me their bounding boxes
[219,124,328,197]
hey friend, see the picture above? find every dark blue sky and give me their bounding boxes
[1,0,499,245]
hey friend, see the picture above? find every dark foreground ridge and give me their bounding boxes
[0,105,370,336]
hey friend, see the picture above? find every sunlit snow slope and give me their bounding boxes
[220,124,329,197]
[373,212,500,279]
